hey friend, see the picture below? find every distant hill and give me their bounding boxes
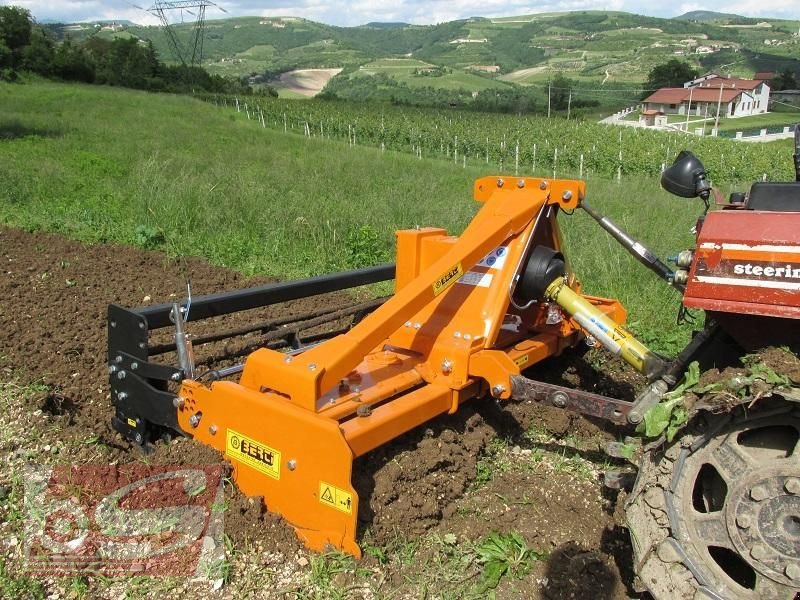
[674,10,745,21]
[363,22,410,29]
[51,10,800,97]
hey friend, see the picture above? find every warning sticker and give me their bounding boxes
[226,429,281,480]
[457,271,493,288]
[477,246,509,271]
[319,481,353,514]
[432,263,464,296]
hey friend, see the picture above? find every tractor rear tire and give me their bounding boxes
[626,397,800,600]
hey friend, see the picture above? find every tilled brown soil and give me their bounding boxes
[0,226,641,598]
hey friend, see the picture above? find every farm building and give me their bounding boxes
[643,75,770,118]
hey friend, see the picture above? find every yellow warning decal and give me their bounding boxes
[319,481,353,514]
[226,429,281,480]
[126,417,137,428]
[610,327,629,344]
[432,263,463,296]
[514,354,529,367]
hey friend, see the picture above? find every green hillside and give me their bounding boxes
[51,11,800,100]
[674,11,746,22]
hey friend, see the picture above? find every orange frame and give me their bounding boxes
[176,176,626,556]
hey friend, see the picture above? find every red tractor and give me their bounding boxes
[623,132,800,600]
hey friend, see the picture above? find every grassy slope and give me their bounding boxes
[1,82,712,350]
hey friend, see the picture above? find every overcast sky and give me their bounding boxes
[3,0,799,27]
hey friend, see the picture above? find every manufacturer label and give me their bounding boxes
[514,354,529,367]
[477,246,508,270]
[457,271,493,288]
[126,418,137,428]
[226,429,281,480]
[319,481,353,514]
[432,263,463,296]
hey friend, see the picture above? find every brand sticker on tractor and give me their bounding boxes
[126,418,137,428]
[226,429,281,480]
[514,354,529,367]
[432,263,464,296]
[319,481,353,514]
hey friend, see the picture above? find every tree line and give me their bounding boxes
[0,6,267,95]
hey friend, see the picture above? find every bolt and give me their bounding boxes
[750,485,770,501]
[189,414,201,428]
[288,459,297,471]
[115,355,123,364]
[464,333,472,340]
[491,384,506,398]
[110,320,117,328]
[750,543,769,561]
[108,365,118,375]
[117,391,128,401]
[453,331,461,338]
[497,178,504,187]
[138,342,146,350]
[405,321,412,327]
[551,391,568,408]
[134,433,143,444]
[736,514,752,529]
[517,179,525,188]
[308,363,317,371]
[539,181,549,190]
[785,564,800,581]
[173,396,185,408]
[785,478,800,495]
[171,372,182,381]
[284,355,292,364]
[441,359,453,375]
[116,370,127,380]
[562,190,573,201]
[414,322,421,330]
[130,362,138,371]
[138,322,145,330]
[208,425,218,435]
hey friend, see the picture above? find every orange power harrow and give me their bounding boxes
[109,176,661,556]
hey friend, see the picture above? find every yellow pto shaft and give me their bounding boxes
[544,278,665,380]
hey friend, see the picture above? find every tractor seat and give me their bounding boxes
[747,182,800,212]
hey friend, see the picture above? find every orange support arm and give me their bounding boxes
[240,178,584,409]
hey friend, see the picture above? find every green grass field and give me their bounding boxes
[0,81,713,351]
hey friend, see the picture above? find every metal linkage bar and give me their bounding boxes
[510,375,634,425]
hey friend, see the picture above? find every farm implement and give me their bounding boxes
[109,130,800,599]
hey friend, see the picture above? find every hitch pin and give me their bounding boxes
[171,301,196,380]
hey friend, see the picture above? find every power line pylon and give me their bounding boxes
[145,1,226,67]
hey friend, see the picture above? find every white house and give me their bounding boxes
[644,75,770,118]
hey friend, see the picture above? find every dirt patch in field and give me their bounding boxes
[277,68,343,97]
[0,226,640,597]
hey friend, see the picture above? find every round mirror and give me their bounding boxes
[661,150,709,199]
